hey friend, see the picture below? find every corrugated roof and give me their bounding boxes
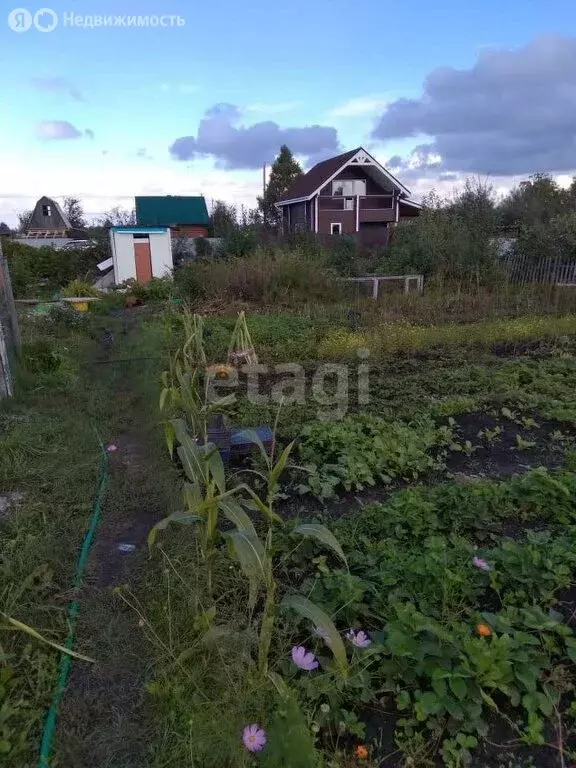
[135,196,210,227]
[278,148,359,203]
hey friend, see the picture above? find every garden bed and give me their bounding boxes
[5,305,576,768]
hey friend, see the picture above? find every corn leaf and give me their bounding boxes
[219,499,258,537]
[1,614,95,663]
[268,671,290,700]
[210,394,237,409]
[164,420,175,459]
[177,444,207,487]
[172,418,197,453]
[239,484,283,524]
[206,444,226,494]
[183,481,203,510]
[148,511,202,548]
[237,429,269,464]
[270,440,295,487]
[292,523,347,568]
[226,530,268,612]
[282,594,348,676]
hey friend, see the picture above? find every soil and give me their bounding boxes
[278,409,574,523]
[55,318,175,768]
[56,434,157,767]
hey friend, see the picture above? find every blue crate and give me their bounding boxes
[231,425,274,457]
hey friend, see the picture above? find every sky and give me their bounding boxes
[1,0,576,225]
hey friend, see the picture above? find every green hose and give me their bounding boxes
[38,439,109,768]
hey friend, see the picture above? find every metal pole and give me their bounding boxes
[0,238,21,353]
[262,164,267,229]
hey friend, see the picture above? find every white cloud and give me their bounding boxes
[245,101,302,114]
[329,95,390,118]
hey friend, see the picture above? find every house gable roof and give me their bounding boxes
[28,196,71,232]
[277,149,359,203]
[135,196,210,227]
[277,147,411,204]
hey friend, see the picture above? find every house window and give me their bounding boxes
[42,204,52,216]
[330,223,342,235]
[332,180,366,197]
[344,198,354,210]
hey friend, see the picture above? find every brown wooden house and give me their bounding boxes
[276,147,421,243]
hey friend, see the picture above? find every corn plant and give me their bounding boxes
[232,428,295,520]
[226,515,348,678]
[181,307,207,369]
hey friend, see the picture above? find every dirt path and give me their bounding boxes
[55,326,178,767]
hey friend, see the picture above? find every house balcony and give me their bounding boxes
[318,195,396,223]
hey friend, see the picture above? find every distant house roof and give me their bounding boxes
[27,196,71,233]
[135,196,210,227]
[277,147,411,204]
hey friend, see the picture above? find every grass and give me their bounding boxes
[0,308,179,767]
[317,313,576,359]
[0,322,109,766]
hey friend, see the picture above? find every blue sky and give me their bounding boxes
[1,0,576,224]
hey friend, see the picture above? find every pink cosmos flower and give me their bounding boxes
[346,629,372,648]
[242,724,267,752]
[106,444,118,453]
[472,556,491,571]
[291,645,319,671]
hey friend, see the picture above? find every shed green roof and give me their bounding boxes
[135,196,210,227]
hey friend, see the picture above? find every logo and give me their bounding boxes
[8,6,58,32]
[8,7,32,31]
[34,7,58,31]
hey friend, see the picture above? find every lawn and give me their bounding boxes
[3,298,576,767]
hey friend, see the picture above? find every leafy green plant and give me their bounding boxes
[297,414,452,499]
[61,279,102,298]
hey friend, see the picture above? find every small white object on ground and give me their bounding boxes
[118,543,136,553]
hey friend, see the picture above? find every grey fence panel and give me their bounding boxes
[501,252,576,286]
[0,240,20,398]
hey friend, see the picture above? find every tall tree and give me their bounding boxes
[17,209,33,233]
[62,196,86,229]
[94,206,137,227]
[211,200,238,237]
[499,173,569,229]
[0,222,11,235]
[257,145,303,229]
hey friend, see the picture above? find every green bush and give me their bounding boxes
[19,340,64,374]
[61,279,102,298]
[194,237,213,259]
[4,240,98,298]
[175,248,343,305]
[121,277,173,302]
[515,213,576,262]
[222,228,259,258]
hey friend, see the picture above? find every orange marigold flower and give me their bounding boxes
[207,364,234,380]
[355,744,368,759]
[476,623,492,637]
